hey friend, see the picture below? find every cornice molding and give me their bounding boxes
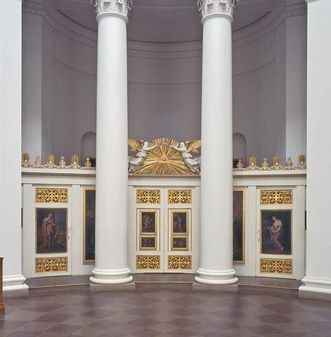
[197,0,239,23]
[22,0,44,16]
[91,0,132,22]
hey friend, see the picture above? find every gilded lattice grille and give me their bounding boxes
[35,257,68,273]
[260,190,293,205]
[168,190,192,204]
[168,255,192,270]
[136,255,160,270]
[35,188,68,203]
[136,190,160,204]
[260,258,293,274]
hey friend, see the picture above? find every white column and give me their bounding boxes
[90,0,132,285]
[0,0,28,291]
[299,0,331,298]
[195,0,238,285]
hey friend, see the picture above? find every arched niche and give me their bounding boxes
[233,132,247,166]
[81,132,96,166]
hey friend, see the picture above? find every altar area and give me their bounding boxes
[21,138,306,282]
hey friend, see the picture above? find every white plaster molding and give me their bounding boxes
[3,275,29,292]
[197,0,239,22]
[91,0,132,22]
[300,277,331,295]
[22,0,44,16]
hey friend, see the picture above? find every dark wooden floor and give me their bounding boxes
[2,283,331,337]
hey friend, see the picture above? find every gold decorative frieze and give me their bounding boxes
[168,190,192,204]
[260,190,293,205]
[168,255,192,270]
[260,258,293,274]
[35,188,68,203]
[136,190,160,204]
[21,153,95,170]
[136,255,160,270]
[35,257,68,273]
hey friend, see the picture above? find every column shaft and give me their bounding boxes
[299,0,331,298]
[196,1,238,285]
[90,6,132,284]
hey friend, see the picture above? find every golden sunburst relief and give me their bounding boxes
[129,138,199,176]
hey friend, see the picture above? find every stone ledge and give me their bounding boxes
[192,282,238,292]
[89,281,136,291]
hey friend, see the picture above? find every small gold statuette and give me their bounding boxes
[247,156,258,170]
[84,157,92,169]
[22,152,31,168]
[58,156,66,169]
[69,154,80,169]
[44,154,56,168]
[297,154,306,169]
[236,158,244,170]
[260,158,270,170]
[33,155,43,168]
[271,156,283,170]
[285,157,294,170]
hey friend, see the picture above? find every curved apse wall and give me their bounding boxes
[22,1,307,162]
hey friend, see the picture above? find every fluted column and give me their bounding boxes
[195,0,238,285]
[90,0,133,285]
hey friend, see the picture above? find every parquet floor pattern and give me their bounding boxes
[1,286,331,337]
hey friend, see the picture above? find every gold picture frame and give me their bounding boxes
[140,237,157,251]
[171,237,189,251]
[233,189,246,264]
[36,208,68,254]
[169,209,191,235]
[260,209,293,256]
[138,209,159,235]
[83,187,96,264]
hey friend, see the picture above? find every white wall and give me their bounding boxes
[22,12,43,159]
[0,0,27,290]
[128,42,202,141]
[21,1,307,165]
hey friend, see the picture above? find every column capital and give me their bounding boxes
[197,0,239,23]
[91,0,132,22]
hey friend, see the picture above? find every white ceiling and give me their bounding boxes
[49,0,281,43]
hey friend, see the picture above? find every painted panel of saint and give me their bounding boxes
[141,211,157,234]
[84,189,95,262]
[233,190,244,262]
[172,211,188,234]
[140,237,156,250]
[261,210,292,255]
[36,208,67,254]
[172,237,188,250]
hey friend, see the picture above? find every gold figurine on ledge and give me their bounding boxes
[22,152,31,168]
[58,156,66,169]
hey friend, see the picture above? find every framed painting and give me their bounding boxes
[83,188,95,263]
[36,208,67,254]
[233,189,245,263]
[171,237,188,251]
[261,210,292,255]
[140,237,157,250]
[138,209,159,235]
[169,209,190,234]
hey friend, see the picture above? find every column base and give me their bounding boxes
[299,277,331,301]
[3,275,29,292]
[90,267,133,285]
[195,268,238,285]
[193,281,238,292]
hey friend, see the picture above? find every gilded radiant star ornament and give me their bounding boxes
[128,138,201,176]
